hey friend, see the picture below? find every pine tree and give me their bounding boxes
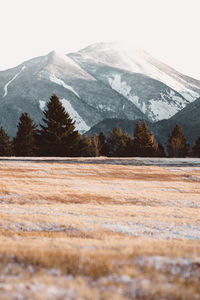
[156,142,166,157]
[133,120,143,156]
[0,127,13,156]
[13,113,38,156]
[107,127,122,156]
[98,131,108,156]
[122,131,133,157]
[79,134,92,157]
[192,136,200,157]
[107,127,131,157]
[91,134,101,157]
[133,121,157,157]
[39,94,81,156]
[141,121,157,157]
[167,124,190,157]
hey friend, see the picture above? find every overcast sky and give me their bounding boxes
[0,0,199,79]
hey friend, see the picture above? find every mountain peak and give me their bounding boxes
[79,41,146,53]
[0,42,200,138]
[71,42,200,102]
[47,50,69,63]
[46,50,91,78]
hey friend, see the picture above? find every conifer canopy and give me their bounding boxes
[133,120,157,157]
[192,136,200,157]
[0,127,13,156]
[167,124,189,157]
[14,112,38,156]
[39,94,80,156]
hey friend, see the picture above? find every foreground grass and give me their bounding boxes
[0,159,200,299]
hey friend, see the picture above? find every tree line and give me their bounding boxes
[0,94,200,157]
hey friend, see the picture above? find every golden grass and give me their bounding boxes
[0,160,200,299]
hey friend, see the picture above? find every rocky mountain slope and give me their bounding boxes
[87,98,200,146]
[69,42,200,121]
[155,97,200,145]
[69,42,200,102]
[0,50,144,136]
[0,42,199,137]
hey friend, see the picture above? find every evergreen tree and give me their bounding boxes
[39,94,80,156]
[133,120,143,156]
[79,134,92,157]
[122,131,133,157]
[107,127,131,157]
[156,142,166,157]
[192,136,200,157]
[91,134,101,157]
[0,127,13,156]
[98,131,108,156]
[141,121,157,157]
[133,121,157,157]
[13,113,38,156]
[167,124,190,157]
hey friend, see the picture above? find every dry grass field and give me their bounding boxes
[0,158,200,299]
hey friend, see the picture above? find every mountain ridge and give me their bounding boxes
[0,42,199,137]
[87,97,200,146]
[69,42,200,102]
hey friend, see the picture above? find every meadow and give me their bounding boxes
[0,158,200,299]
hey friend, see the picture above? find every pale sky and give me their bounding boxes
[0,0,199,79]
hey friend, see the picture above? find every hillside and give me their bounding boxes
[1,42,200,137]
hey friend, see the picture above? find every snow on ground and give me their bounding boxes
[49,74,80,98]
[3,66,26,97]
[1,156,200,166]
[2,221,76,233]
[0,158,199,239]
[60,98,90,132]
[135,255,200,279]
[102,221,200,240]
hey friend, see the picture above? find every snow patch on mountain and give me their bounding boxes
[148,89,186,121]
[148,90,186,121]
[108,74,146,113]
[108,74,131,96]
[164,90,185,108]
[149,100,180,120]
[107,73,189,121]
[98,104,113,111]
[49,74,80,98]
[180,90,199,102]
[3,66,26,97]
[128,95,147,114]
[39,100,46,111]
[60,99,90,132]
[153,71,199,102]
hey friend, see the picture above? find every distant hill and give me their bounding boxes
[87,98,200,146]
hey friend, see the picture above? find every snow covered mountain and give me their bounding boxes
[0,50,144,136]
[0,42,200,137]
[69,42,200,102]
[69,42,200,121]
